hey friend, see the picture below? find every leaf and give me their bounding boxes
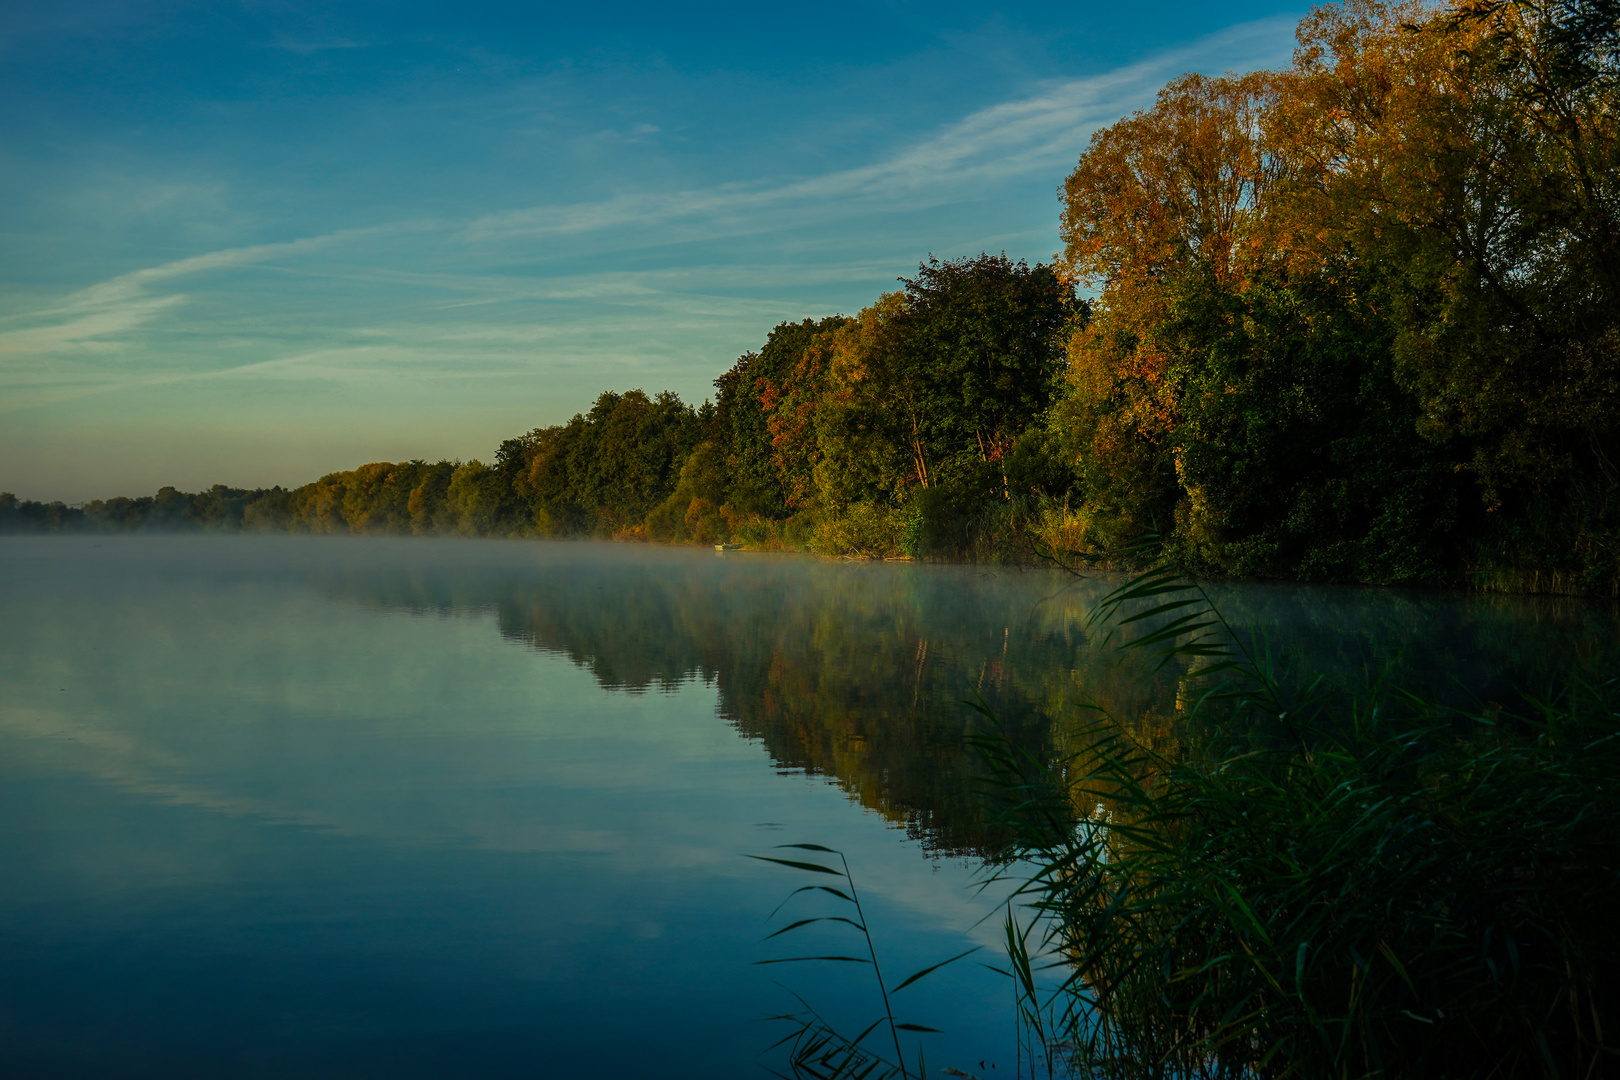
[766,884,856,920]
[753,955,871,966]
[747,854,845,876]
[891,946,982,993]
[1377,940,1415,993]
[763,916,867,940]
[777,843,841,853]
[894,1023,943,1033]
[1115,595,1208,625]
[847,1017,889,1051]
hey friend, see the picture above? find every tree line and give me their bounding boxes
[4,0,1617,595]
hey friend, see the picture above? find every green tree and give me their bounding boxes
[714,318,850,517]
[1161,262,1463,581]
[1287,0,1620,591]
[889,254,1081,494]
[507,389,701,537]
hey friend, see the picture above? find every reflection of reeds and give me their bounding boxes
[1470,563,1619,599]
[972,557,1620,1079]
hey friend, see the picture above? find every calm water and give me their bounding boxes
[1,536,1613,1079]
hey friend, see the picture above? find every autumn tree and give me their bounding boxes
[1058,58,1472,578]
[1281,0,1620,588]
[1057,72,1287,549]
[714,318,849,518]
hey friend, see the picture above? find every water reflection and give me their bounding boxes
[0,536,1611,1078]
[303,539,1617,854]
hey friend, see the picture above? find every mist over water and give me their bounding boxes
[1,536,1612,1078]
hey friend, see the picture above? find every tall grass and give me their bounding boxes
[751,844,980,1079]
[972,560,1620,1079]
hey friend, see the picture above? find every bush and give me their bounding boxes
[812,503,906,559]
[902,485,982,559]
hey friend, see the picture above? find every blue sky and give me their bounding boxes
[0,0,1301,502]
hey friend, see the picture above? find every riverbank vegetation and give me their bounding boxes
[5,0,1618,596]
[972,559,1620,1078]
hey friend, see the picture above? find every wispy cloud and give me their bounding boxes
[57,228,379,310]
[461,15,1297,244]
[0,294,187,358]
[0,224,424,359]
[0,16,1299,422]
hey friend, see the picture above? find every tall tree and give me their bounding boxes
[714,318,849,517]
[888,254,1080,493]
[1280,0,1620,587]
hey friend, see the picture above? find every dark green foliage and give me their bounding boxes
[501,388,703,536]
[890,254,1081,494]
[975,560,1620,1079]
[1002,428,1078,501]
[0,492,88,533]
[575,390,700,522]
[1161,266,1466,583]
[900,463,1023,561]
[551,389,701,532]
[1,485,272,534]
[645,439,731,543]
[902,483,983,560]
[0,391,701,540]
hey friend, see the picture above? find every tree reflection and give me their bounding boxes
[308,549,1619,856]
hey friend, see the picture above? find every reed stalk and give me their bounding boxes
[972,554,1620,1078]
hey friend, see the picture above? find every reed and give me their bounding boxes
[971,559,1620,1079]
[750,843,980,1079]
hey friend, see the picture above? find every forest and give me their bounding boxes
[5,0,1618,597]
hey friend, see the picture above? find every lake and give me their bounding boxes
[1,536,1613,1078]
